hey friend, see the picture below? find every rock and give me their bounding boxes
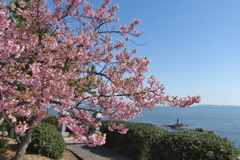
[193,128,205,132]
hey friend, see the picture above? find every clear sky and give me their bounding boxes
[105,0,240,106]
[5,0,240,105]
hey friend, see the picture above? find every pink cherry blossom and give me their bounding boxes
[15,122,29,134]
[86,132,106,147]
[108,123,129,134]
[8,114,16,123]
[18,1,26,8]
[0,1,201,159]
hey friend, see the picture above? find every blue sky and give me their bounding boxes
[5,0,240,105]
[109,0,240,105]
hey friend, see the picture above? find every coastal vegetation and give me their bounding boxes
[101,120,239,160]
[0,117,238,159]
[29,122,66,159]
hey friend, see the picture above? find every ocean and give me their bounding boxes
[52,104,240,148]
[127,105,240,148]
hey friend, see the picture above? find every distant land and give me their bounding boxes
[156,104,240,107]
[190,104,240,107]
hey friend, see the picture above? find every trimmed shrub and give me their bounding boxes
[29,122,66,159]
[101,120,167,159]
[148,131,238,160]
[101,120,238,160]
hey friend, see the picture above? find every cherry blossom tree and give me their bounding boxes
[0,0,201,159]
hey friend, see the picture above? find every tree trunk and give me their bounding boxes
[0,112,4,126]
[12,121,35,160]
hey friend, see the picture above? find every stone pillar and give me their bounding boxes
[177,118,180,124]
[60,124,69,137]
[92,112,104,132]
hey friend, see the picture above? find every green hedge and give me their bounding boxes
[101,120,238,160]
[29,122,66,159]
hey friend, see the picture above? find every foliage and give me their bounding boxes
[0,120,15,140]
[0,120,10,131]
[101,120,238,160]
[29,122,66,159]
[42,115,59,129]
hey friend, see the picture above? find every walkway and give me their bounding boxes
[64,137,132,160]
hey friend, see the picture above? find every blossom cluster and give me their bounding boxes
[86,132,106,147]
[108,123,129,134]
[15,121,29,134]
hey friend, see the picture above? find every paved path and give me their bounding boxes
[64,137,132,160]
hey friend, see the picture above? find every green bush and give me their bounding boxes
[148,131,238,160]
[29,122,66,159]
[0,121,14,137]
[42,115,59,129]
[101,120,238,160]
[0,121,10,131]
[0,121,15,139]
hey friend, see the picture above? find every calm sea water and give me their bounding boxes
[51,105,240,148]
[127,105,240,148]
